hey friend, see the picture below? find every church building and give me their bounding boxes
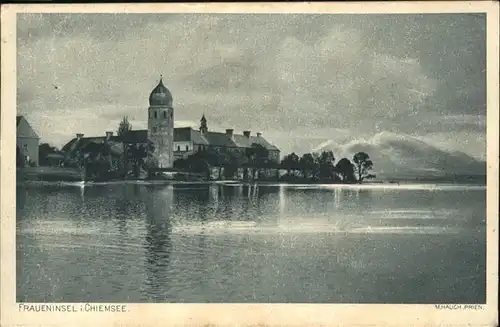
[61,77,280,170]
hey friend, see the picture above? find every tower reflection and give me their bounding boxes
[144,185,174,302]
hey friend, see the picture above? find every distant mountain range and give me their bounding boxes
[312,132,486,181]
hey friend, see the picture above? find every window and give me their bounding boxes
[23,144,28,150]
[163,111,167,119]
[154,111,158,119]
[185,145,189,151]
[177,146,180,151]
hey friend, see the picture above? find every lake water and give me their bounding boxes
[16,182,486,303]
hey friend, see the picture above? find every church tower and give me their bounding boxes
[148,77,174,168]
[200,114,208,134]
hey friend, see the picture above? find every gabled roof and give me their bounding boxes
[253,136,280,151]
[61,138,79,153]
[122,130,148,144]
[60,127,280,157]
[233,134,280,151]
[61,135,123,156]
[174,127,279,151]
[173,127,209,145]
[174,127,192,142]
[203,131,237,147]
[81,141,124,157]
[190,130,209,145]
[16,115,40,139]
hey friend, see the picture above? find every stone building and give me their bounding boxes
[61,77,280,171]
[148,78,174,168]
[16,116,40,166]
[172,116,280,163]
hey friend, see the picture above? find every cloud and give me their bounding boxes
[315,132,485,178]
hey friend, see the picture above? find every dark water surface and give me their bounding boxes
[16,182,486,303]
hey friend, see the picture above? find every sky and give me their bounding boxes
[17,13,487,177]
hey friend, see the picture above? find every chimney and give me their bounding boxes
[225,129,234,138]
[243,131,251,138]
[76,133,84,140]
[106,131,113,140]
[257,132,262,137]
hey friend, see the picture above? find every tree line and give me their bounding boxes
[279,150,374,183]
[37,140,375,183]
[173,142,275,180]
[34,117,375,183]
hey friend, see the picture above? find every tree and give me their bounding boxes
[117,116,132,137]
[173,158,189,170]
[127,141,155,177]
[246,143,269,180]
[336,158,355,183]
[178,148,216,179]
[353,152,374,183]
[223,151,240,179]
[38,143,59,166]
[281,152,300,176]
[144,153,159,170]
[80,142,110,180]
[317,150,336,180]
[299,153,316,179]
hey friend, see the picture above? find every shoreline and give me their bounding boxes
[16,179,486,189]
[16,167,486,188]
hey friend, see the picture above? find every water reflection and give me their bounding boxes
[16,183,486,303]
[144,186,173,302]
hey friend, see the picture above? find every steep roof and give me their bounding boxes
[61,138,79,153]
[173,127,209,145]
[202,131,237,147]
[178,128,279,151]
[122,130,148,143]
[60,128,279,156]
[16,115,40,139]
[61,135,122,155]
[60,130,146,154]
[190,130,209,145]
[81,141,124,157]
[233,134,280,151]
[174,127,192,142]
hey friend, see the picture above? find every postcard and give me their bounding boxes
[1,2,498,327]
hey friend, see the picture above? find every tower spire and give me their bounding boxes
[200,113,208,133]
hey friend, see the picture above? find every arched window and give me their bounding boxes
[185,145,189,151]
[154,111,158,119]
[177,146,180,151]
[163,111,167,119]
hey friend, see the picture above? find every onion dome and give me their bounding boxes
[149,77,173,107]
